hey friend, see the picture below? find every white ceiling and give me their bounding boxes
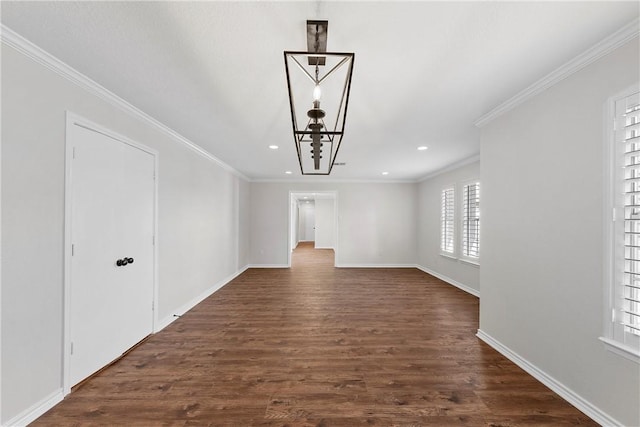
[2,1,638,181]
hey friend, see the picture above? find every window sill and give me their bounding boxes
[459,258,480,267]
[440,253,457,260]
[599,337,640,364]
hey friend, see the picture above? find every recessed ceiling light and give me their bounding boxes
[382,171,389,176]
[417,146,428,151]
[269,145,279,150]
[285,170,292,174]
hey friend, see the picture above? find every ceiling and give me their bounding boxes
[2,1,638,181]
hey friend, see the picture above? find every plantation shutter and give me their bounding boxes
[462,182,480,259]
[441,187,455,254]
[618,91,640,340]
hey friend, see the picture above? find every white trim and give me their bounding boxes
[476,329,623,427]
[458,258,480,267]
[247,264,290,269]
[0,28,3,420]
[63,112,160,395]
[314,246,335,250]
[418,154,481,182]
[0,24,249,182]
[155,265,249,332]
[475,18,640,128]
[603,88,616,347]
[599,337,640,364]
[288,191,339,268]
[334,264,417,268]
[416,265,480,298]
[3,389,64,427]
[253,178,417,184]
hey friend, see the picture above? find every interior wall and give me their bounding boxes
[237,178,251,270]
[314,197,335,249]
[417,160,481,294]
[480,38,640,426]
[250,182,418,267]
[1,42,249,423]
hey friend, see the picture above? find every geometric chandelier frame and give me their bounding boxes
[284,21,354,175]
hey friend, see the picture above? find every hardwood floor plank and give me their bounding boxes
[32,242,596,426]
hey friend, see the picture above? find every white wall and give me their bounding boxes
[250,182,418,267]
[314,197,335,249]
[480,38,640,426]
[417,160,480,295]
[1,41,250,423]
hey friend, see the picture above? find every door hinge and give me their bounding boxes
[612,207,616,222]
[152,300,154,311]
[70,342,74,355]
[72,244,75,256]
[72,147,76,159]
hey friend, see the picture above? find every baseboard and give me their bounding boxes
[247,264,289,268]
[334,263,417,268]
[313,246,334,250]
[155,265,249,332]
[3,389,63,427]
[416,265,480,297]
[476,329,622,427]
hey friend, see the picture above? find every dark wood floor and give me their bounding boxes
[34,242,596,426]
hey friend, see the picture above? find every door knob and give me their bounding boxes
[116,258,130,266]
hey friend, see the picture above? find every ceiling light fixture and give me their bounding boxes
[417,146,428,151]
[284,20,355,175]
[382,171,389,176]
[269,145,279,150]
[285,171,293,175]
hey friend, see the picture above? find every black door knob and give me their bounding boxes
[127,257,134,264]
[116,259,123,266]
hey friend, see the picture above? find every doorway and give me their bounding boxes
[288,191,337,267]
[63,113,158,394]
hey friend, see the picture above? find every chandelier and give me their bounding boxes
[284,20,355,175]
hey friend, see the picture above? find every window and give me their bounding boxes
[603,88,640,362]
[462,182,480,261]
[441,187,455,255]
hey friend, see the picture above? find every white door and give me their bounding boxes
[305,204,315,241]
[69,123,155,386]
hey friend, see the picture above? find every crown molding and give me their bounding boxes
[417,153,481,183]
[251,178,418,184]
[1,24,249,181]
[475,17,640,128]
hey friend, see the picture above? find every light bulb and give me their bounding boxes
[313,84,322,101]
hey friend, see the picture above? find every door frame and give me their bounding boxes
[63,112,159,395]
[288,191,338,267]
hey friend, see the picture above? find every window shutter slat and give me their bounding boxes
[441,187,455,254]
[619,93,640,338]
[462,182,480,259]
